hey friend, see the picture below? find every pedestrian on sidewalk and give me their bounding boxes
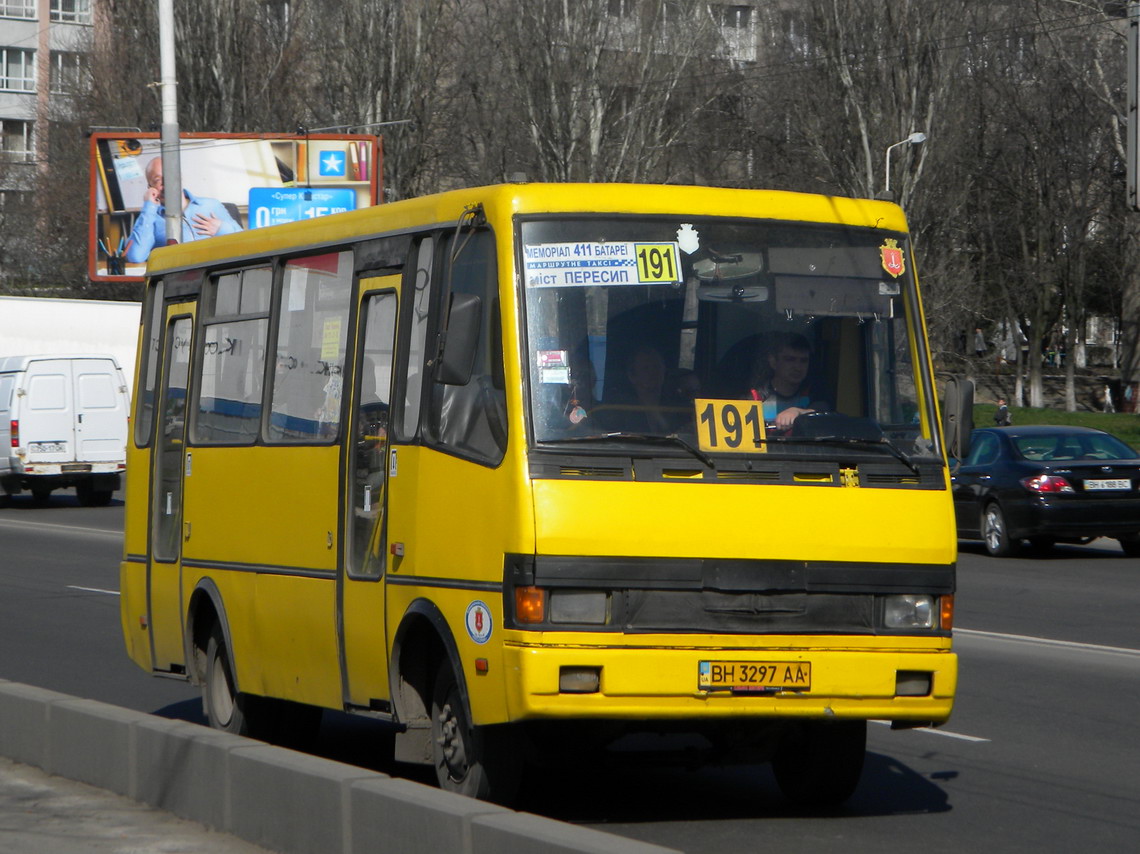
[994,398,1011,426]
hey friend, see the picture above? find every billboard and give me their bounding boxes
[89,132,382,282]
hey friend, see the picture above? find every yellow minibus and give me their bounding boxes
[121,182,962,807]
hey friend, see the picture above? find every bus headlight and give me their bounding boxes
[550,590,608,625]
[884,594,935,629]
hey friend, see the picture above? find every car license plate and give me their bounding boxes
[698,660,811,693]
[1084,479,1131,491]
[30,442,65,453]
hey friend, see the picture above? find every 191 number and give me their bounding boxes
[636,244,678,282]
[698,401,764,450]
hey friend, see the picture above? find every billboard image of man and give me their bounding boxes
[125,157,243,264]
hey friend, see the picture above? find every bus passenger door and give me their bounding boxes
[340,280,399,708]
[148,305,195,672]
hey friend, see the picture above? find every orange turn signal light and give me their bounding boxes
[515,586,547,623]
[941,594,954,630]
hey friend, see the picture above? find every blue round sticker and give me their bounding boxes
[465,600,492,644]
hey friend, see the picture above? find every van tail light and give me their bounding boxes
[1021,474,1074,494]
[9,420,17,448]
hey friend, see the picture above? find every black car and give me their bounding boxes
[952,425,1140,557]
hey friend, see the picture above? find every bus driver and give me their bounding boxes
[748,333,828,432]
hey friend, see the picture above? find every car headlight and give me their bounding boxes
[884,594,935,629]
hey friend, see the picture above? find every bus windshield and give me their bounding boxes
[520,216,939,462]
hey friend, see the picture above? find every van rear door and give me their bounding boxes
[19,359,75,464]
[73,358,129,464]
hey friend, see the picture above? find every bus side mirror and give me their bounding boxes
[437,292,481,385]
[942,377,974,461]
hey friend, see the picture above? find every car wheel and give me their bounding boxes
[982,502,1020,557]
[772,720,866,808]
[1118,536,1140,558]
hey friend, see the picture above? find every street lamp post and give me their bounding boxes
[157,0,181,246]
[883,132,927,200]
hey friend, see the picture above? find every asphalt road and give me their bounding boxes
[1,490,1138,853]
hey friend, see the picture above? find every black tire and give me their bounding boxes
[204,623,249,734]
[203,623,270,738]
[76,483,113,507]
[772,720,866,808]
[203,623,320,746]
[30,486,51,503]
[1118,536,1140,558]
[982,502,1020,557]
[430,659,521,804]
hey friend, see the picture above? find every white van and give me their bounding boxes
[0,355,129,505]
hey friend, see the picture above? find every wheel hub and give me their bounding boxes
[436,699,469,779]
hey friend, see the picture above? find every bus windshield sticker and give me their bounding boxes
[465,600,493,644]
[524,241,682,288]
[537,350,570,384]
[880,238,905,278]
[676,223,700,254]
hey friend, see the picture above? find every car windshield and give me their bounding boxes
[1013,432,1139,462]
[520,215,939,461]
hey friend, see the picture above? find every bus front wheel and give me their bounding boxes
[430,659,521,804]
[772,719,866,808]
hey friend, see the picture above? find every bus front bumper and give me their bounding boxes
[501,636,956,725]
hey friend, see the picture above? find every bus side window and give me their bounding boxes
[397,237,435,441]
[427,230,506,465]
[268,252,353,443]
[134,277,165,447]
[194,267,271,445]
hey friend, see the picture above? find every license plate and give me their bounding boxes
[30,442,65,453]
[698,660,811,693]
[1084,479,1131,491]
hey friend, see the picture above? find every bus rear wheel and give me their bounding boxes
[204,623,252,735]
[202,623,321,747]
[772,720,866,808]
[430,659,521,804]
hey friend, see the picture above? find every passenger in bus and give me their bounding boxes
[606,342,674,433]
[672,369,701,403]
[748,333,828,432]
[564,356,598,426]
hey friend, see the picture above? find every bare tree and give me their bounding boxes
[304,0,456,200]
[449,0,724,184]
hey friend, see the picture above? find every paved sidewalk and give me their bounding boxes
[0,756,273,854]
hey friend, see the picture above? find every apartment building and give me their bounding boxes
[1,0,92,196]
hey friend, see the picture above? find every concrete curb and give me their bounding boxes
[0,681,679,854]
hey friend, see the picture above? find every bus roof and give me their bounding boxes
[143,182,910,277]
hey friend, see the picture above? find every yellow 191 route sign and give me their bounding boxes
[695,399,768,454]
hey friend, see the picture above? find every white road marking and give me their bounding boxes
[870,720,990,743]
[955,627,1140,658]
[0,518,121,538]
[67,586,120,596]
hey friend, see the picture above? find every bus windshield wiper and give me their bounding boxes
[787,434,923,475]
[543,433,716,469]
